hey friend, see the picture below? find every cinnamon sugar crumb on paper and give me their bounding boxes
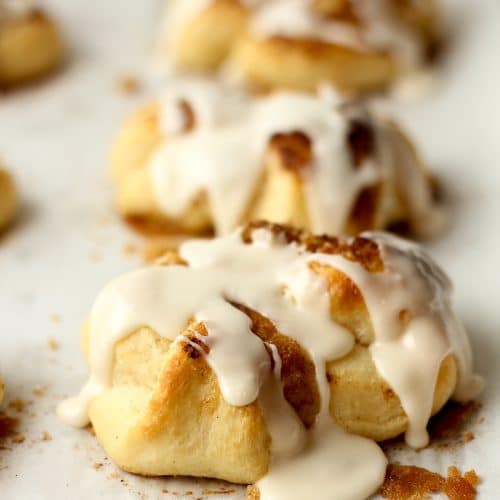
[32,386,46,397]
[462,430,474,442]
[50,313,61,323]
[40,431,52,441]
[8,399,26,412]
[118,75,140,95]
[380,464,479,500]
[11,433,25,444]
[123,243,137,256]
[0,413,19,443]
[47,337,59,351]
[84,424,96,436]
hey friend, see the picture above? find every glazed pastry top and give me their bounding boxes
[59,222,482,499]
[148,79,442,236]
[165,0,431,69]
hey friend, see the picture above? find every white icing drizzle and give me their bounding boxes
[249,0,366,50]
[150,79,440,236]
[58,227,482,499]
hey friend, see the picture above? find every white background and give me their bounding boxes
[0,0,499,498]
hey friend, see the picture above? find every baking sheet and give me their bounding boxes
[0,0,499,498]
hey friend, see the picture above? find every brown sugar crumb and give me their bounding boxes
[11,433,25,444]
[269,131,313,175]
[0,413,19,443]
[8,398,26,412]
[40,431,52,441]
[242,221,384,272]
[428,400,481,442]
[32,386,46,397]
[123,243,137,256]
[462,430,474,443]
[84,424,96,436]
[202,488,237,496]
[47,337,59,351]
[118,75,140,95]
[380,464,479,500]
[93,462,103,470]
[50,313,61,323]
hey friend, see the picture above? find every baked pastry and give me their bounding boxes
[111,80,443,238]
[160,0,439,93]
[0,375,4,404]
[59,222,483,499]
[0,167,17,231]
[0,1,63,87]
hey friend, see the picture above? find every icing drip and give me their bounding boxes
[150,80,440,236]
[58,227,482,499]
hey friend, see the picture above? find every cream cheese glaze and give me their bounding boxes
[58,227,483,499]
[149,79,441,236]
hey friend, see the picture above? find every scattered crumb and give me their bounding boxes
[380,464,479,500]
[41,431,52,441]
[428,400,481,448]
[93,462,103,470]
[0,413,19,443]
[84,424,96,436]
[462,431,474,443]
[50,313,61,323]
[118,75,140,95]
[32,386,46,397]
[47,337,59,351]
[11,433,25,444]
[108,471,120,479]
[8,399,26,412]
[123,243,137,256]
[202,488,237,496]
[476,416,485,425]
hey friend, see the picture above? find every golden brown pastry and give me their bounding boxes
[59,222,482,499]
[0,3,63,87]
[160,0,439,93]
[110,80,443,238]
[0,167,17,231]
